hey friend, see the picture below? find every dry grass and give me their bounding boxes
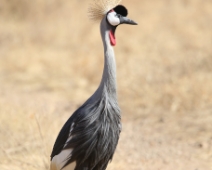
[0,0,212,169]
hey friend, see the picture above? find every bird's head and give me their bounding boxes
[106,5,137,46]
[88,0,137,46]
[107,5,137,26]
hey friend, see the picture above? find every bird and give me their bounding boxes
[50,0,137,169]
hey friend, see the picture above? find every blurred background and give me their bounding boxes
[0,0,212,169]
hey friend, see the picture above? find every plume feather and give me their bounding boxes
[88,0,122,21]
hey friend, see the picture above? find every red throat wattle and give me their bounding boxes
[109,30,116,46]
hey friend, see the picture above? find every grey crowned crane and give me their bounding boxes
[50,0,137,169]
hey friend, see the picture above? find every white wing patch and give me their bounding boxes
[50,150,76,170]
[50,122,76,170]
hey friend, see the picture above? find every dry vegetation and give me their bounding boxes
[0,0,212,169]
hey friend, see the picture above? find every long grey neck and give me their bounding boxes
[90,17,117,102]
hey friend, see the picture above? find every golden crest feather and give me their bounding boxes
[88,0,122,21]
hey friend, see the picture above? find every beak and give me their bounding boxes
[120,16,138,25]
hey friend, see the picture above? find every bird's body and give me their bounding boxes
[50,1,137,169]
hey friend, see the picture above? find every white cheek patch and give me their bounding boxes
[107,11,120,26]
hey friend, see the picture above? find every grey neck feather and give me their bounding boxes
[89,16,117,102]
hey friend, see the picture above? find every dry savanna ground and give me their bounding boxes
[0,0,212,169]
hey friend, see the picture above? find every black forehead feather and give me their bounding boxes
[113,5,128,17]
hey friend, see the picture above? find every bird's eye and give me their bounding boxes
[116,14,121,18]
[107,11,120,26]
